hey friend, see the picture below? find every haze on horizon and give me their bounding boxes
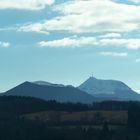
[0,0,140,92]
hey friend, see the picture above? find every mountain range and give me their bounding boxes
[2,81,95,104]
[1,77,140,103]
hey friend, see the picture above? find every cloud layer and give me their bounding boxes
[21,0,140,33]
[1,0,140,51]
[13,0,140,50]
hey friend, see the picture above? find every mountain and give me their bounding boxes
[3,81,96,104]
[78,77,140,101]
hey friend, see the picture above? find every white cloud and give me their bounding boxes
[100,33,122,38]
[136,58,140,62]
[18,23,49,34]
[43,0,140,33]
[100,38,140,49]
[39,36,140,49]
[17,0,140,36]
[100,52,128,57]
[11,0,140,38]
[0,23,50,34]
[0,0,55,10]
[39,36,98,48]
[3,0,140,49]
[0,41,10,48]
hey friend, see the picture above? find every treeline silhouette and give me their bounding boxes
[0,96,132,116]
[0,96,140,140]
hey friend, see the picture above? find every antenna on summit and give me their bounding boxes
[90,73,97,79]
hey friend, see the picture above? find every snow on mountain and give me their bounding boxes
[33,81,65,87]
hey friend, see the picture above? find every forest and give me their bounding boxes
[0,96,140,140]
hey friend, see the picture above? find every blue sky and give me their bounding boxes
[0,0,140,92]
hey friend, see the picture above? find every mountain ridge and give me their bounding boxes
[1,76,140,103]
[3,81,96,104]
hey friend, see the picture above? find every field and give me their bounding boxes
[22,110,128,126]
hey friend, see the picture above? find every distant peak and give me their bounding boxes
[23,81,31,84]
[88,76,97,80]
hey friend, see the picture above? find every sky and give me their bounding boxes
[0,0,140,92]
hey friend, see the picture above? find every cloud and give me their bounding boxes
[0,41,10,48]
[18,23,49,34]
[0,23,50,34]
[136,58,140,62]
[2,0,140,50]
[6,0,140,38]
[100,38,140,49]
[100,52,128,57]
[16,0,140,37]
[38,36,140,49]
[0,0,55,10]
[39,36,98,48]
[32,0,140,33]
[100,33,122,38]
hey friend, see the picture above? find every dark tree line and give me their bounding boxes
[0,96,134,116]
[128,102,140,131]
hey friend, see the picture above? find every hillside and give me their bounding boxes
[79,77,140,101]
